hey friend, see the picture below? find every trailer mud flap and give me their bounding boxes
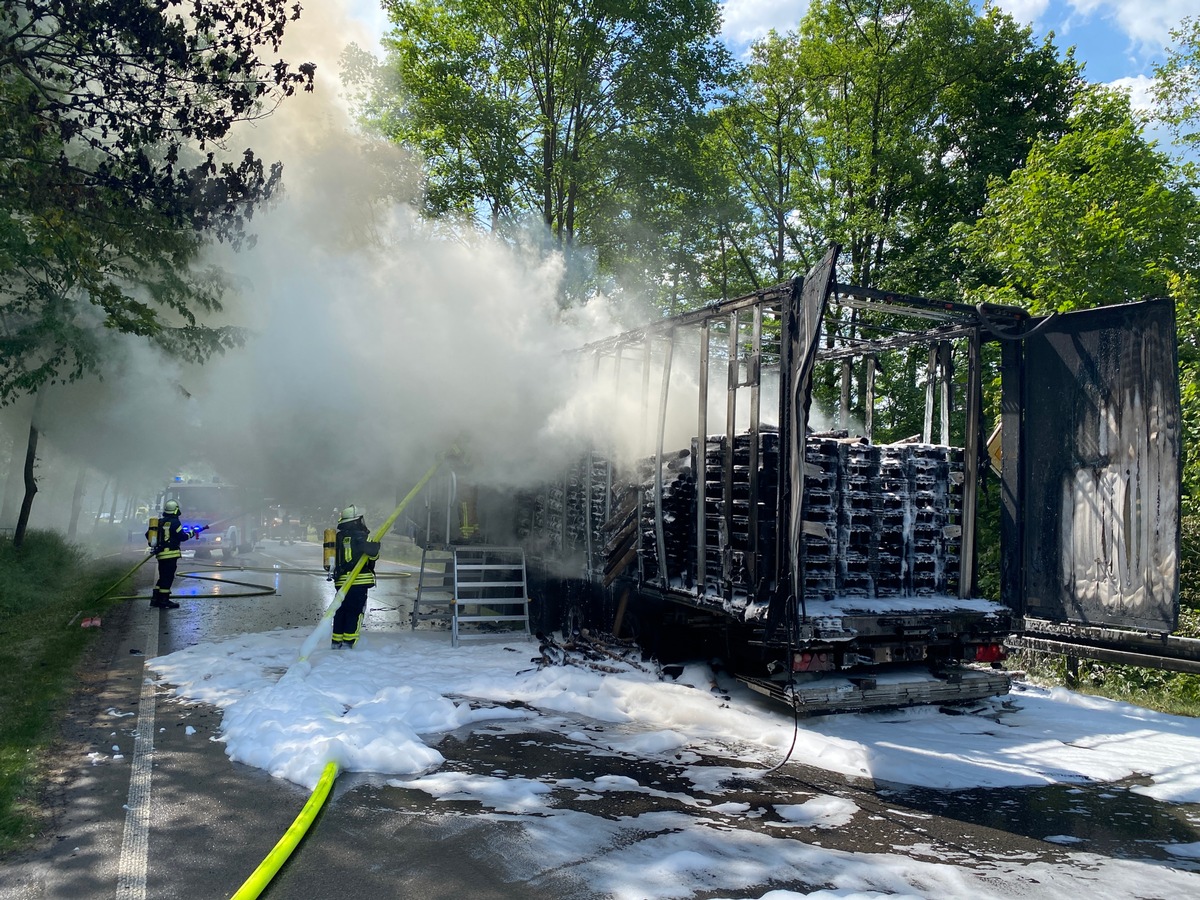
[1021,298,1180,633]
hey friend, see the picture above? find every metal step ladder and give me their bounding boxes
[411,546,456,629]
[412,545,531,646]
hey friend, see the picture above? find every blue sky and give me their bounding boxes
[720,0,1194,104]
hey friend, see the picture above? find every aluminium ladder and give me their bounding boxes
[411,545,531,647]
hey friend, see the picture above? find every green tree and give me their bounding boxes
[708,33,817,288]
[734,0,1078,292]
[0,0,315,404]
[956,85,1200,505]
[713,0,1077,437]
[1154,15,1200,149]
[357,0,728,294]
[956,86,1200,314]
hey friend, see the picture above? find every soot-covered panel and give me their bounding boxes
[1022,299,1180,632]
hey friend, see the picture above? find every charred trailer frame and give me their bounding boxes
[516,244,1181,711]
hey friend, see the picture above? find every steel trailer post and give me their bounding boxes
[865,356,876,441]
[938,341,953,446]
[960,330,982,598]
[999,338,1024,615]
[748,304,763,590]
[696,321,710,596]
[724,311,738,593]
[654,331,675,589]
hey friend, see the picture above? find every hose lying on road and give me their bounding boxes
[229,448,460,900]
[104,570,279,603]
[228,761,339,900]
[91,552,156,603]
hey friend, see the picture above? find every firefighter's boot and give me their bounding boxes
[151,590,180,610]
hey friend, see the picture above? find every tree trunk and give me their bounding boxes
[93,478,111,527]
[67,466,87,541]
[0,396,34,527]
[12,391,46,548]
[13,424,40,548]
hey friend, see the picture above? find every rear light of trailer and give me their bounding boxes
[973,643,1005,663]
[793,651,835,673]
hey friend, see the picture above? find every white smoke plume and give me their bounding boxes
[4,4,653,530]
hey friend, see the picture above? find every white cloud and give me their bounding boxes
[1066,0,1192,50]
[990,0,1053,27]
[1108,73,1156,110]
[720,0,810,46]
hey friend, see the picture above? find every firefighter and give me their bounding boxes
[146,499,194,609]
[328,505,381,649]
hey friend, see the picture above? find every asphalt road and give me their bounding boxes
[2,541,1199,899]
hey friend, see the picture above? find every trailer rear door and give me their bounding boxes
[1021,298,1180,632]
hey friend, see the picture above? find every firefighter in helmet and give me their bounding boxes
[146,499,194,609]
[327,505,381,648]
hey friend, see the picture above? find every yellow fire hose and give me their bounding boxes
[229,448,458,900]
[228,760,339,900]
[296,449,454,662]
[92,551,156,603]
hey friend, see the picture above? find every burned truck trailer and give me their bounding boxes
[503,244,1181,713]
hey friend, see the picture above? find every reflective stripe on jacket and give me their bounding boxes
[154,513,190,560]
[332,522,378,588]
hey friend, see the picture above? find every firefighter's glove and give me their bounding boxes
[364,541,381,558]
[149,546,160,556]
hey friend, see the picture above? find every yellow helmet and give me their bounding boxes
[339,505,360,524]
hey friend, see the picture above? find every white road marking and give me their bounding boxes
[114,612,159,900]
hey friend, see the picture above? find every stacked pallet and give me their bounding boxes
[804,439,963,600]
[530,434,963,603]
[635,450,698,588]
[697,431,781,599]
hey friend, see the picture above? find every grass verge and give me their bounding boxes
[0,530,134,857]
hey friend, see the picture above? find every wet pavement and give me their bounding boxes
[2,541,1199,898]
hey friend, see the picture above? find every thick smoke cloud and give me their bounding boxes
[3,3,643,529]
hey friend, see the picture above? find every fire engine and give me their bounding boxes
[158,479,259,560]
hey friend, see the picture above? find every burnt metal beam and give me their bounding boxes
[816,323,980,362]
[574,285,793,356]
[1021,618,1200,662]
[1010,635,1200,676]
[834,283,1028,326]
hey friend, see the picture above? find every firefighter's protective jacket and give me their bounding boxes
[149,512,191,560]
[332,519,380,588]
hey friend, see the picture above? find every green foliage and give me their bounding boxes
[0,531,129,855]
[0,1,315,404]
[353,0,730,302]
[1180,515,1200,613]
[957,86,1200,315]
[957,85,1200,506]
[710,0,1078,295]
[1153,16,1200,148]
